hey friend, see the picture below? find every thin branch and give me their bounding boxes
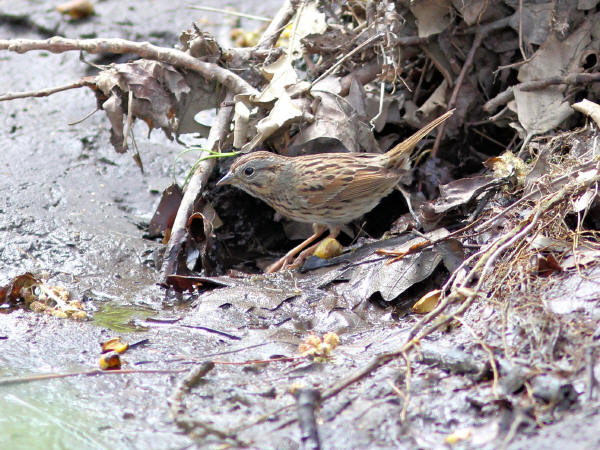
[0,78,94,101]
[0,368,188,386]
[188,5,271,22]
[310,32,384,89]
[431,16,513,156]
[399,352,412,422]
[431,32,482,157]
[484,73,600,113]
[518,0,527,61]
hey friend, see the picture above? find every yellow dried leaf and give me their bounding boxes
[56,0,94,19]
[322,332,340,349]
[50,309,68,319]
[313,237,343,260]
[101,337,129,354]
[412,289,441,314]
[288,382,305,394]
[445,428,471,444]
[29,301,47,313]
[71,310,88,321]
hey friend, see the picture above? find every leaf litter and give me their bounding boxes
[3,0,600,447]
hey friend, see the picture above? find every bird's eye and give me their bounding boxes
[244,166,255,177]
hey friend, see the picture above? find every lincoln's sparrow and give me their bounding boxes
[217,109,454,272]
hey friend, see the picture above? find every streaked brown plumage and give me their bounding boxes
[217,109,454,272]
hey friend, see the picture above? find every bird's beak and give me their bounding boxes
[216,171,234,187]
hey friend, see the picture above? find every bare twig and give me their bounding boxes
[484,73,600,113]
[455,317,500,398]
[0,368,188,386]
[294,388,322,450]
[431,16,513,156]
[168,362,245,443]
[169,362,215,419]
[310,32,384,89]
[338,59,381,96]
[431,32,480,157]
[399,352,412,422]
[518,0,527,61]
[169,362,215,418]
[483,86,514,113]
[0,78,95,101]
[188,5,271,22]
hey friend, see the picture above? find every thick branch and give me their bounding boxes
[256,0,298,50]
[0,37,258,97]
[161,92,235,282]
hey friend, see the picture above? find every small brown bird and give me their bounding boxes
[217,109,454,272]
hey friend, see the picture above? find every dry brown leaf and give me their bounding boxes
[287,1,327,60]
[432,175,497,214]
[288,90,378,155]
[410,0,452,38]
[514,18,593,135]
[507,2,553,46]
[451,0,495,26]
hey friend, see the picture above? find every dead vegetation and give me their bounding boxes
[3,0,600,447]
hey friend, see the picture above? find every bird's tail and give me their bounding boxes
[385,109,454,169]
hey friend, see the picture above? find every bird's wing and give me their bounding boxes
[296,160,398,208]
[333,168,398,202]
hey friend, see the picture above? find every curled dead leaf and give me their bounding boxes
[148,184,183,238]
[286,1,327,60]
[56,0,94,19]
[412,290,441,314]
[410,0,451,38]
[572,99,600,128]
[445,428,471,444]
[530,253,563,277]
[101,337,130,354]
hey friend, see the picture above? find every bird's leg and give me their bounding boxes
[265,225,327,273]
[288,226,341,270]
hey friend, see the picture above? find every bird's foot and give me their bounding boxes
[265,252,296,273]
[265,230,329,273]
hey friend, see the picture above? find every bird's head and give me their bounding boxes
[216,151,284,200]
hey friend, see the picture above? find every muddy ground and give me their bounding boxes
[2,1,600,449]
